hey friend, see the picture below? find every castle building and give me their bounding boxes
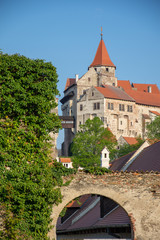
[60,33,160,156]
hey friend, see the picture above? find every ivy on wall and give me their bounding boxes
[0,52,75,239]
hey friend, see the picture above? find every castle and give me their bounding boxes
[60,33,160,156]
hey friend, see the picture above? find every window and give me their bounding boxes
[119,104,125,111]
[88,77,91,82]
[80,104,83,111]
[94,68,97,72]
[83,90,86,95]
[104,153,107,158]
[79,121,81,125]
[127,105,133,112]
[120,121,122,125]
[108,103,114,110]
[93,102,100,110]
[106,68,109,72]
[92,92,94,96]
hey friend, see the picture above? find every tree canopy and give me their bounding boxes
[146,116,160,140]
[0,52,65,239]
[110,137,144,160]
[71,117,117,168]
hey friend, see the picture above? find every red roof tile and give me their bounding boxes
[59,158,71,163]
[117,80,132,90]
[90,39,116,68]
[65,78,76,91]
[150,110,160,116]
[123,137,138,145]
[132,83,160,94]
[124,89,160,107]
[95,85,134,102]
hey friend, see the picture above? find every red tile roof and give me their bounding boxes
[132,83,160,94]
[90,39,116,68]
[65,78,76,91]
[117,80,132,90]
[59,158,71,163]
[150,110,160,116]
[123,137,138,145]
[124,89,160,107]
[95,85,134,102]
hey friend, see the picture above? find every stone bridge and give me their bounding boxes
[49,172,160,240]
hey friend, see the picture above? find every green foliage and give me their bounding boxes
[71,117,117,168]
[84,166,111,175]
[110,137,144,160]
[0,52,66,239]
[146,116,160,140]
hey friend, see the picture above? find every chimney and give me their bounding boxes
[148,86,152,93]
[75,74,79,83]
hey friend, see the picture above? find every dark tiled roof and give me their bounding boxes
[127,141,160,172]
[57,195,98,231]
[95,85,135,102]
[110,151,136,171]
[57,195,131,233]
[95,206,130,227]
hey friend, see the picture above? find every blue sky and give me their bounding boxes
[1,0,160,148]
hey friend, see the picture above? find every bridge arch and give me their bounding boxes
[48,172,160,240]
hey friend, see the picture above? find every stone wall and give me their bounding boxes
[49,172,160,240]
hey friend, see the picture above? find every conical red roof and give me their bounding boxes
[90,39,115,68]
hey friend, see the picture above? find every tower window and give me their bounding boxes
[80,104,83,111]
[94,68,97,72]
[104,153,107,158]
[106,68,109,72]
[88,77,91,82]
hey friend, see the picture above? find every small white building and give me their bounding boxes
[100,147,110,168]
[58,157,73,168]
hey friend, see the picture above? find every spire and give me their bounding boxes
[90,32,116,68]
